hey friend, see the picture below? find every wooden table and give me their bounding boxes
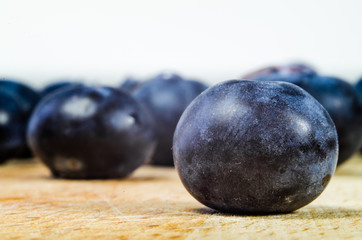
[1,156,361,239]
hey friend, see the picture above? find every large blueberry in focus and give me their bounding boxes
[0,79,40,116]
[0,90,28,164]
[40,81,82,99]
[133,73,208,166]
[173,80,338,214]
[27,86,156,179]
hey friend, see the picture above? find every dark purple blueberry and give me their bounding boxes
[120,77,141,93]
[251,72,311,85]
[0,90,28,164]
[253,73,362,165]
[355,77,362,105]
[242,63,316,82]
[27,86,156,179]
[0,79,40,116]
[296,76,362,164]
[242,65,279,79]
[173,80,338,214]
[133,73,208,166]
[355,77,362,154]
[0,79,40,158]
[278,63,317,76]
[40,81,83,99]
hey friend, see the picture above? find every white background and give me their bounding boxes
[0,0,361,89]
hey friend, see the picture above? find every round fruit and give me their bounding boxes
[120,77,141,93]
[133,73,208,166]
[242,63,316,81]
[0,79,40,158]
[356,77,362,104]
[27,86,156,179]
[173,80,338,214]
[297,76,362,164]
[355,77,362,154]
[0,79,40,116]
[40,81,82,99]
[253,74,362,165]
[0,90,28,164]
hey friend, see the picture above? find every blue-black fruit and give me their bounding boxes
[0,79,40,158]
[0,79,40,116]
[0,90,28,164]
[120,77,141,93]
[355,78,362,153]
[355,77,362,154]
[173,80,338,214]
[356,77,362,104]
[40,81,82,99]
[252,73,362,165]
[133,73,208,166]
[27,86,156,179]
[296,76,362,164]
[242,63,316,81]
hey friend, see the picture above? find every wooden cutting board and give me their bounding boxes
[0,156,361,240]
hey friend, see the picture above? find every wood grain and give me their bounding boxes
[0,155,361,240]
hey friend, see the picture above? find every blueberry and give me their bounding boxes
[0,79,40,116]
[133,73,208,166]
[355,77,362,105]
[27,86,156,179]
[253,73,362,165]
[355,77,362,154]
[40,81,83,99]
[242,63,316,80]
[0,90,28,164]
[278,63,316,76]
[173,80,338,214]
[297,76,362,164]
[0,79,40,158]
[120,77,141,93]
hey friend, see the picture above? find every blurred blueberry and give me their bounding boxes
[40,81,83,99]
[120,77,141,93]
[355,77,362,105]
[133,72,208,166]
[354,77,362,154]
[28,85,156,178]
[243,62,317,81]
[296,76,362,164]
[254,73,362,165]
[0,79,40,116]
[0,79,40,159]
[0,89,28,163]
